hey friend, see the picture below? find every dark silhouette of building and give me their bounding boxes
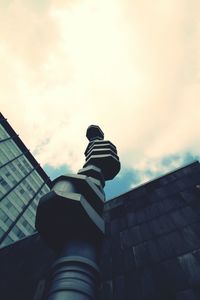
[0,113,51,247]
[0,160,200,299]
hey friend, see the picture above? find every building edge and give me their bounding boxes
[0,112,52,189]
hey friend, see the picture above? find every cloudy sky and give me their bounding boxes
[1,0,200,199]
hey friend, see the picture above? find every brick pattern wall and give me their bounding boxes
[100,162,200,300]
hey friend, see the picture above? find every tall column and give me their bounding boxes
[35,125,120,300]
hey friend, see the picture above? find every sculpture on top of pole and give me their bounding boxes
[35,125,120,300]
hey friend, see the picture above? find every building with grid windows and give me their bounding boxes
[0,113,51,248]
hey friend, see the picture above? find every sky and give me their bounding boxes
[0,0,200,199]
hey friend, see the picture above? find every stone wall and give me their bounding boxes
[100,161,200,300]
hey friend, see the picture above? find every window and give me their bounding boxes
[43,185,50,193]
[0,148,8,165]
[0,125,9,139]
[12,226,25,239]
[9,163,16,172]
[0,227,4,238]
[16,161,28,176]
[6,140,21,156]
[4,199,12,209]
[5,172,11,178]
[23,180,35,196]
[20,217,28,228]
[0,212,12,226]
[26,208,34,220]
[9,205,18,218]
[0,142,15,160]
[14,197,25,209]
[39,190,44,196]
[11,178,17,185]
[21,157,32,171]
[4,170,17,186]
[9,162,23,180]
[25,222,34,232]
[32,171,43,185]
[1,236,13,247]
[19,188,25,195]
[0,176,10,192]
[7,192,22,212]
[31,202,37,210]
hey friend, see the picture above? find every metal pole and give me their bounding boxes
[47,240,99,300]
[36,125,120,300]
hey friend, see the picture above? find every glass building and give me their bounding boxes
[0,113,51,248]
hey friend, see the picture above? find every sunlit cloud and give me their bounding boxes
[0,0,200,179]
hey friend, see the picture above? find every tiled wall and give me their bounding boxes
[100,162,200,300]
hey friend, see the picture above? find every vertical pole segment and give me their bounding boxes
[47,240,99,300]
[35,125,120,300]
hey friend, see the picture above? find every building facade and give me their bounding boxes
[0,161,200,300]
[0,113,51,248]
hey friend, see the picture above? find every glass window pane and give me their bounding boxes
[0,125,9,140]
[7,192,22,212]
[0,148,9,165]
[32,171,43,186]
[6,140,21,156]
[0,227,4,239]
[0,141,15,160]
[20,156,32,172]
[12,226,25,239]
[0,176,10,192]
[8,162,23,180]
[1,236,13,247]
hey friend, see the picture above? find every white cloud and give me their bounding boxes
[0,0,200,174]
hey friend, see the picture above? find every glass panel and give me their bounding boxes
[0,210,7,222]
[0,189,3,198]
[0,148,9,165]
[43,185,50,193]
[26,174,40,190]
[22,180,36,197]
[31,171,43,186]
[26,208,34,219]
[0,227,4,239]
[0,141,15,160]
[6,140,21,156]
[8,162,23,180]
[0,139,21,166]
[8,231,18,241]
[1,200,17,222]
[0,124,9,140]
[31,201,37,210]
[16,198,25,209]
[7,192,22,212]
[0,176,10,192]
[20,156,32,172]
[12,226,20,236]
[15,218,30,235]
[0,166,17,188]
[0,202,15,221]
[20,216,34,233]
[2,213,12,226]
[1,236,13,247]
[0,218,9,231]
[15,159,29,176]
[11,226,25,239]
